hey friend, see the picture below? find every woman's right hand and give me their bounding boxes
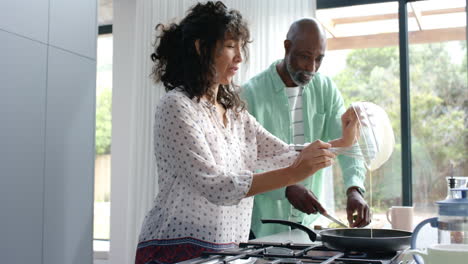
[287,140,335,184]
[246,140,336,197]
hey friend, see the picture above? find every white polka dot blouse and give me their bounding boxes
[138,89,298,246]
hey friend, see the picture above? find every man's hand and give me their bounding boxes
[346,187,370,227]
[285,184,327,215]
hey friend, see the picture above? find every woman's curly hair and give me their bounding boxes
[151,1,251,112]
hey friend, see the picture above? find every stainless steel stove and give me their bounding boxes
[178,242,408,264]
[177,229,413,264]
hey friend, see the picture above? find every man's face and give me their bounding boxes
[285,34,326,86]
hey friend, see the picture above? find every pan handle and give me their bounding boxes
[261,219,317,242]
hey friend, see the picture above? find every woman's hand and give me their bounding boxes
[247,140,335,197]
[287,140,336,184]
[329,107,360,148]
[341,106,360,146]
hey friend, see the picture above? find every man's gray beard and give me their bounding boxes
[286,61,313,86]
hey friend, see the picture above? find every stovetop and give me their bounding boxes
[178,242,409,264]
[177,230,414,264]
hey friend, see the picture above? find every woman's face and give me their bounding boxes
[213,38,243,85]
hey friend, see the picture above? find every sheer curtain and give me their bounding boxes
[111,1,316,263]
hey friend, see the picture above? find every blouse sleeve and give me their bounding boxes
[154,93,252,206]
[246,113,299,171]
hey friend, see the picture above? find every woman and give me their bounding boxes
[135,2,358,263]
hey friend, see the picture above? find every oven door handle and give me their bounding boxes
[261,219,318,242]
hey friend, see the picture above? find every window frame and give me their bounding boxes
[317,0,398,9]
[94,24,113,261]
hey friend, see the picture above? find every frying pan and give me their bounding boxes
[261,219,412,253]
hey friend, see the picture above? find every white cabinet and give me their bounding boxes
[0,0,49,43]
[49,0,97,59]
[0,1,97,263]
[42,46,96,264]
[0,30,47,263]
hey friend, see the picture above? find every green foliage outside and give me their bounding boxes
[332,42,467,210]
[95,87,112,155]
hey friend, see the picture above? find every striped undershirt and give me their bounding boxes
[285,86,306,222]
[285,86,305,145]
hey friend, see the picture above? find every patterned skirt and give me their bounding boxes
[135,237,238,264]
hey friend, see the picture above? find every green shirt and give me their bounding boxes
[242,60,366,238]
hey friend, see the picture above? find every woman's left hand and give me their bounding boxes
[339,106,360,147]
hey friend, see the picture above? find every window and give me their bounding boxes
[316,0,467,230]
[94,1,113,260]
[317,1,402,229]
[408,0,467,246]
[94,32,113,258]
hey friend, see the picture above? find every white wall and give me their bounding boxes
[110,0,136,263]
[0,1,97,264]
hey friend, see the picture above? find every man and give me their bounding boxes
[243,18,370,238]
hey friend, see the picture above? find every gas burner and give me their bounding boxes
[344,250,399,260]
[266,259,303,264]
[263,247,295,256]
[343,251,368,258]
